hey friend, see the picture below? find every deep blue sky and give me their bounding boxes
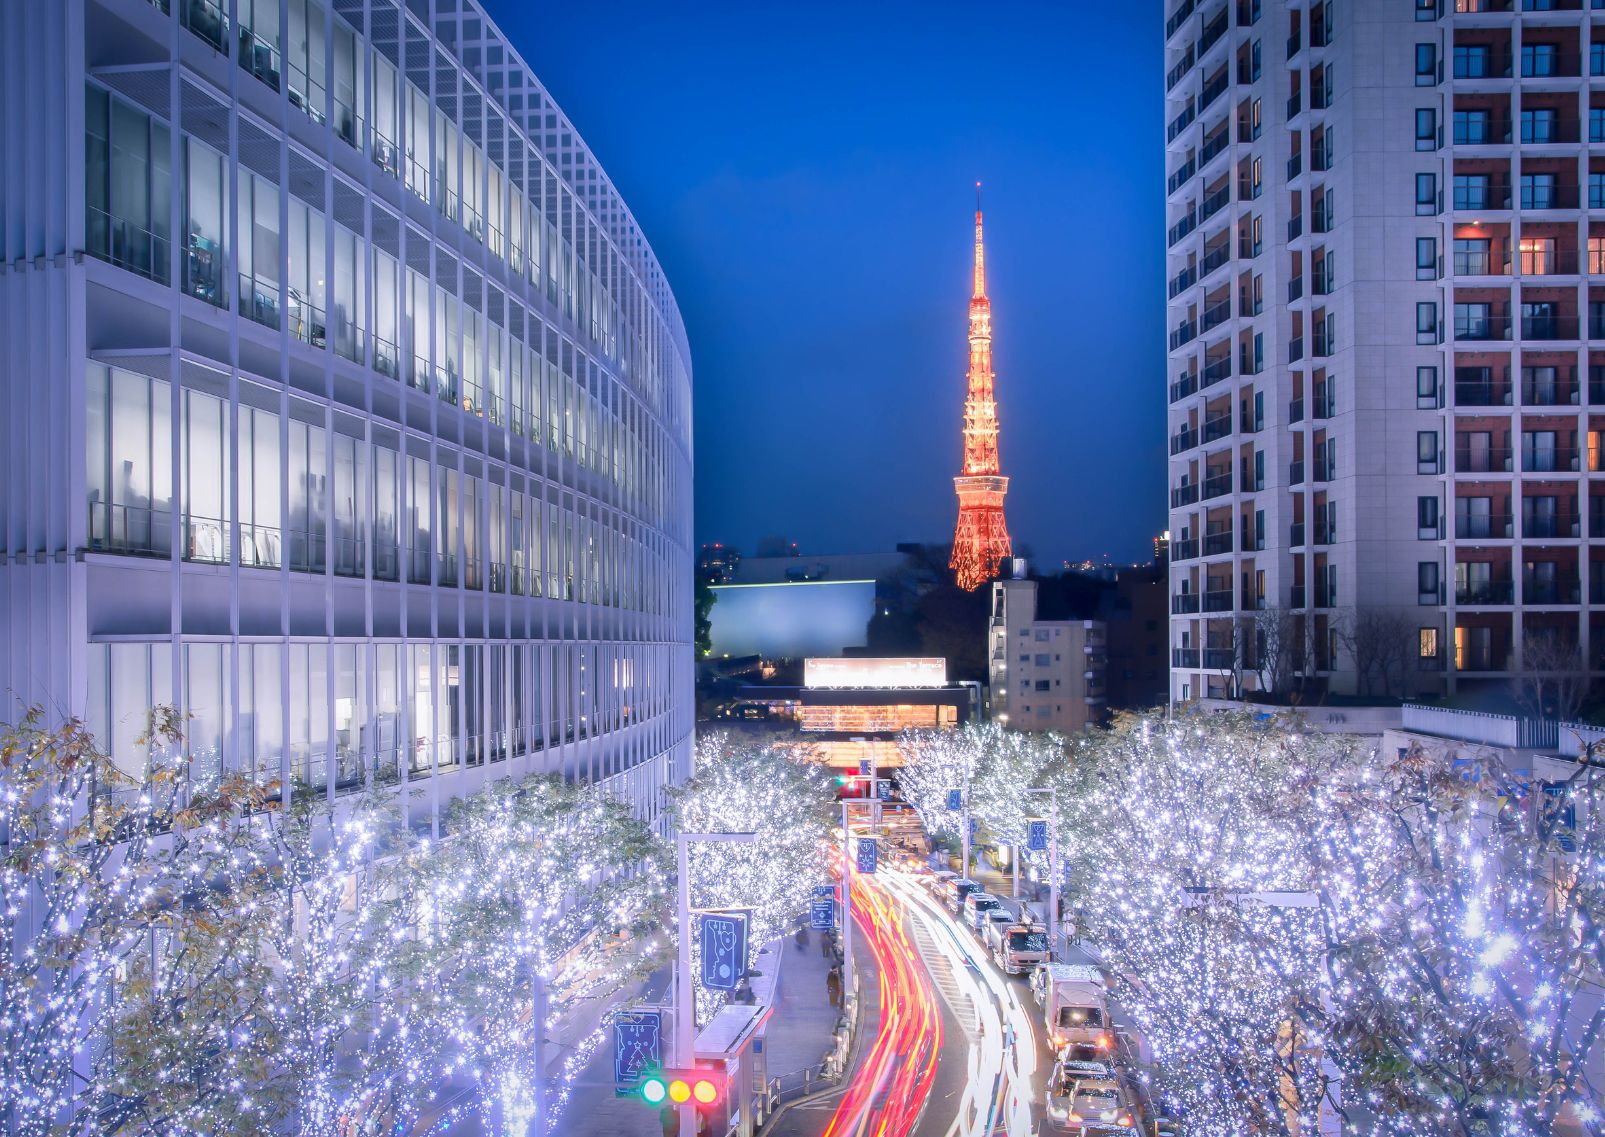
[484,1,1166,566]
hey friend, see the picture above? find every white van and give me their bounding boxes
[942,877,981,915]
[1034,963,1113,1056]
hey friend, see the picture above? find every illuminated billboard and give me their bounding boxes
[707,580,875,659]
[803,657,947,690]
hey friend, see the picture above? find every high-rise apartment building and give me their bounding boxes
[1165,0,1605,703]
[0,0,693,829]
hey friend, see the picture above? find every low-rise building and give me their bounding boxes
[988,578,1107,733]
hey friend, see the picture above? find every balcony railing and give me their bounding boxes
[1455,379,1512,406]
[1170,372,1200,402]
[1168,210,1199,246]
[1172,537,1200,561]
[1456,580,1514,605]
[1455,445,1513,473]
[1202,471,1234,499]
[1200,242,1232,278]
[1202,414,1233,443]
[1521,371,1578,406]
[1199,184,1231,223]
[1456,513,1514,539]
[1522,511,1580,538]
[1202,648,1236,669]
[1453,313,1510,341]
[1201,356,1233,387]
[88,502,172,557]
[1172,593,1201,614]
[1168,158,1198,194]
[1290,521,1306,546]
[1522,445,1580,472]
[1453,181,1512,211]
[1167,46,1197,91]
[1521,314,1579,340]
[1172,648,1201,669]
[1165,0,1196,39]
[1168,265,1198,299]
[1203,530,1234,556]
[1171,426,1200,455]
[1172,483,1200,508]
[1524,577,1582,605]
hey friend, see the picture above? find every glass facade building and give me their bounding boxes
[0,0,693,829]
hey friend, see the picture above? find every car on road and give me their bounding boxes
[923,869,958,894]
[1043,1058,1137,1134]
[962,891,1005,931]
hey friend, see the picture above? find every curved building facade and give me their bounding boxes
[0,0,693,828]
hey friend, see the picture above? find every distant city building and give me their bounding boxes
[0,0,693,830]
[988,579,1107,733]
[1164,0,1605,704]
[737,656,976,769]
[951,193,1013,590]
[698,543,743,585]
[1153,531,1171,569]
[1101,567,1170,712]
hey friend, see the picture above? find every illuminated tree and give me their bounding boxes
[669,734,833,1022]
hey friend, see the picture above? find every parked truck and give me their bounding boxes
[988,919,1051,975]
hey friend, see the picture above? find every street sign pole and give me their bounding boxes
[840,799,854,997]
[1027,786,1060,958]
[676,831,756,1137]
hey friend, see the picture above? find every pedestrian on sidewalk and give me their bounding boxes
[795,923,810,949]
[820,929,835,959]
[825,965,843,1010]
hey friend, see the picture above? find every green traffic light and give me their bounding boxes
[641,1076,667,1105]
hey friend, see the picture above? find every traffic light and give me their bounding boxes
[638,1065,726,1110]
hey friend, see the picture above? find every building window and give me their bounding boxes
[1416,301,1440,344]
[1418,431,1440,474]
[1415,172,1438,215]
[1419,627,1440,666]
[84,83,173,285]
[1417,365,1439,408]
[1416,236,1438,279]
[1415,108,1438,150]
[1418,494,1444,539]
[1415,44,1438,85]
[1418,561,1440,604]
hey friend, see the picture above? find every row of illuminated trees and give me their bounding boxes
[0,709,832,1137]
[895,717,1604,1137]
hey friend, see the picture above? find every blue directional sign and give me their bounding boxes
[813,884,836,900]
[946,789,962,811]
[612,1010,662,1092]
[876,779,892,801]
[969,817,979,838]
[858,759,872,776]
[699,912,749,991]
[1027,817,1049,852]
[855,836,878,875]
[810,896,836,930]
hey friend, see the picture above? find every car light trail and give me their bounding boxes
[822,867,943,1137]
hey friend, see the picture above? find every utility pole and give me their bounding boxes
[1027,785,1060,957]
[676,831,756,1137]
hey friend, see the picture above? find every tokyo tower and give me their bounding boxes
[949,187,1012,591]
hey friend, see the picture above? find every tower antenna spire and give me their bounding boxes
[950,187,1011,591]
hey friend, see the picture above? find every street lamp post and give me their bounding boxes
[676,830,757,1137]
[838,797,879,997]
[1027,786,1060,958]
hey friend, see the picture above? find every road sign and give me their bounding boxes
[855,836,878,874]
[858,759,872,776]
[612,1010,662,1092]
[810,896,835,930]
[876,779,891,801]
[699,912,748,991]
[969,817,978,838]
[1027,817,1049,852]
[946,789,962,811]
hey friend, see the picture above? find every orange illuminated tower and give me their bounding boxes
[950,187,1012,591]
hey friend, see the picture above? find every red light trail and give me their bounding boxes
[822,868,943,1137]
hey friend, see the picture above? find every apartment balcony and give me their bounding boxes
[1170,372,1200,402]
[1168,264,1198,298]
[1201,355,1233,388]
[1524,575,1581,604]
[1289,398,1305,423]
[1168,210,1198,246]
[1200,242,1232,280]
[1203,528,1234,556]
[1456,579,1515,605]
[1521,370,1579,406]
[1172,592,1201,614]
[1453,182,1512,211]
[1290,584,1307,608]
[1453,117,1513,146]
[1455,445,1513,473]
[1456,512,1514,539]
[1170,320,1199,350]
[1171,536,1200,561]
[1167,46,1197,92]
[1202,588,1235,612]
[1522,510,1581,538]
[1168,102,1198,144]
[1290,459,1305,485]
[1201,471,1234,500]
[1199,297,1232,334]
[1238,344,1263,375]
[1199,7,1229,54]
[1455,377,1512,406]
[1172,648,1201,669]
[1454,49,1513,79]
[1201,413,1233,443]
[1165,0,1196,40]
[1521,184,1581,211]
[1289,336,1305,362]
[1290,520,1306,546]
[1454,313,1511,341]
[1202,648,1236,669]
[1170,426,1200,455]
[1200,127,1232,170]
[1453,248,1512,277]
[1172,483,1201,508]
[1521,444,1580,473]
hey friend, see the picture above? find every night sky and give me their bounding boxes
[482,1,1166,566]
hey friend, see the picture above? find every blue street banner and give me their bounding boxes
[699,912,749,991]
[946,789,962,811]
[858,759,872,776]
[813,884,835,900]
[810,896,836,930]
[1027,817,1049,852]
[612,1010,662,1092]
[855,836,878,875]
[876,779,892,801]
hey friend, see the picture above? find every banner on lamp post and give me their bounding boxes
[699,912,749,991]
[858,759,872,777]
[946,789,962,811]
[876,779,891,801]
[611,1010,662,1093]
[855,836,878,875]
[1027,817,1049,852]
